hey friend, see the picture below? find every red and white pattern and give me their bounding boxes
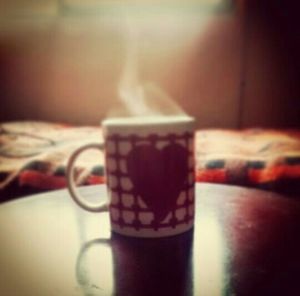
[105,132,195,237]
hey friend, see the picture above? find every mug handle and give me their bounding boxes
[66,143,108,212]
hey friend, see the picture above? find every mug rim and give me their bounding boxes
[101,115,195,128]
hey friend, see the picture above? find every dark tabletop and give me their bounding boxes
[0,183,300,296]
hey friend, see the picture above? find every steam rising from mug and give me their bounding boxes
[110,15,187,118]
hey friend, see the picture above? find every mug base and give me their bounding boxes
[111,221,194,238]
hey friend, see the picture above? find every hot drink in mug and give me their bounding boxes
[67,115,195,238]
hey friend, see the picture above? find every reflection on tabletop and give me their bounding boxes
[0,184,300,295]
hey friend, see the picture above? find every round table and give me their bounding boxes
[0,183,300,296]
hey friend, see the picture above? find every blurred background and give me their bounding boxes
[0,0,299,128]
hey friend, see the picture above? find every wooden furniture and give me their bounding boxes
[0,183,299,295]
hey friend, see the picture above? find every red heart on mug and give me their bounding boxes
[126,143,189,222]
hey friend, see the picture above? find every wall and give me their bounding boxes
[241,0,300,127]
[0,1,299,128]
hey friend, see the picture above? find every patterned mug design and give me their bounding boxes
[127,143,189,223]
[106,132,195,233]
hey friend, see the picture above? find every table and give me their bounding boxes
[0,183,300,296]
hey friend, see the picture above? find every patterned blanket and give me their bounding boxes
[196,129,300,195]
[1,121,300,201]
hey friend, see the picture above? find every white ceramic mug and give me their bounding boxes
[67,116,196,238]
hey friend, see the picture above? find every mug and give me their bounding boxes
[67,115,196,238]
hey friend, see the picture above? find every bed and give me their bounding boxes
[1,121,300,201]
